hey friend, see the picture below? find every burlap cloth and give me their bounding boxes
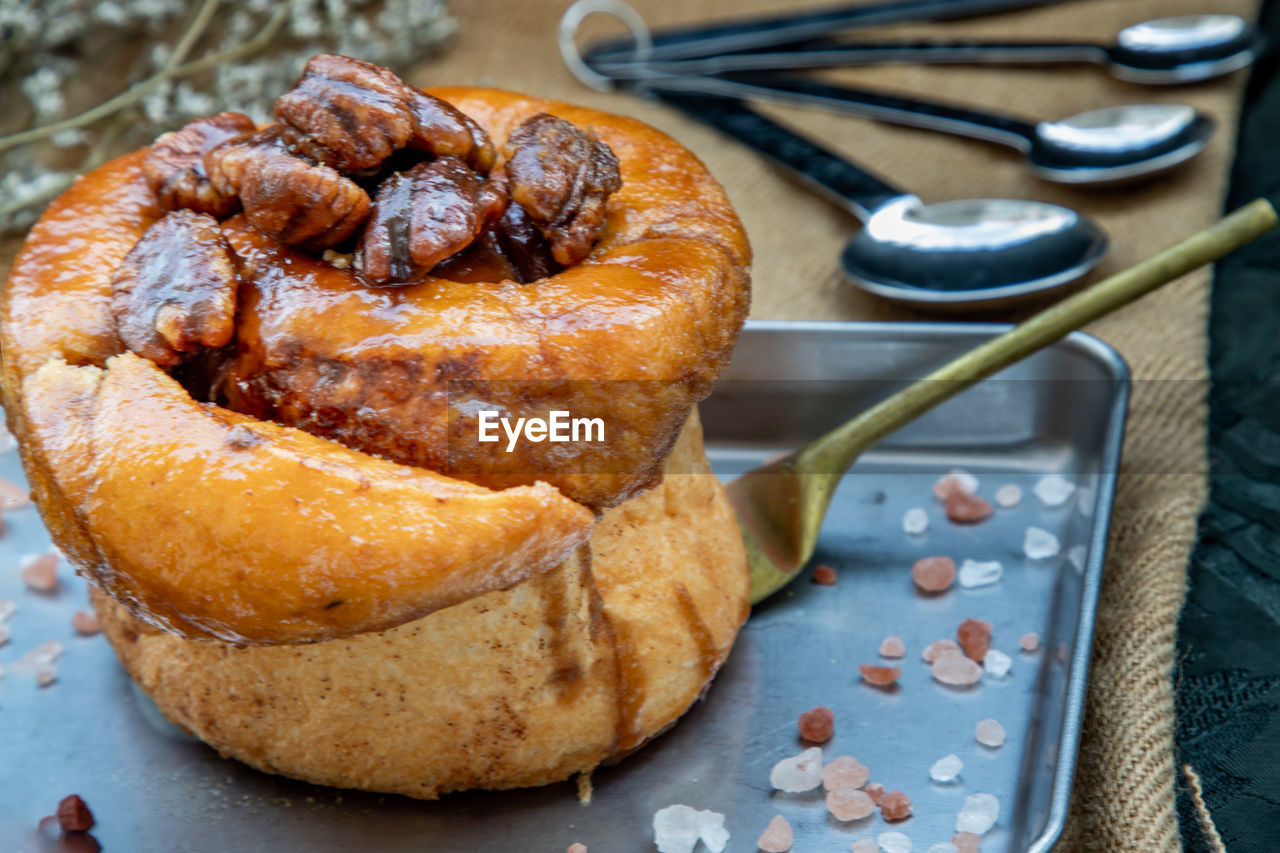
[407,0,1254,849]
[0,0,1254,848]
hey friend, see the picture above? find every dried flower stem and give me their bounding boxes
[0,0,288,156]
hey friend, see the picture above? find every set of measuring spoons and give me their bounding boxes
[560,0,1263,308]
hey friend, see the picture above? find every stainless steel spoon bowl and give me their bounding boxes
[661,93,1108,309]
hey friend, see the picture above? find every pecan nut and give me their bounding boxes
[206,129,371,250]
[503,113,621,266]
[275,54,496,174]
[493,200,559,283]
[111,210,238,367]
[144,112,256,217]
[356,156,508,286]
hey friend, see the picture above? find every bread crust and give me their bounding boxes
[94,412,749,798]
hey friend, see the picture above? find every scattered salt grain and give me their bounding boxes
[21,552,59,592]
[1067,544,1088,572]
[929,754,963,783]
[880,790,912,821]
[975,719,1006,748]
[813,564,839,585]
[1023,527,1061,560]
[16,639,63,670]
[827,788,876,821]
[0,598,15,622]
[1019,632,1039,652]
[851,840,881,853]
[0,624,8,647]
[934,470,979,499]
[944,492,993,524]
[770,747,824,792]
[0,477,30,509]
[955,793,1000,835]
[567,844,587,853]
[984,649,1012,678]
[1033,474,1075,507]
[994,484,1023,508]
[913,557,956,593]
[879,636,906,658]
[927,844,959,853]
[951,832,982,853]
[757,815,793,853]
[652,805,729,853]
[823,756,870,792]
[1076,485,1096,516]
[931,652,984,687]
[798,706,835,743]
[71,610,100,636]
[958,559,1003,589]
[859,664,901,687]
[878,831,913,853]
[36,664,57,687]
[921,639,961,663]
[863,783,886,805]
[956,618,992,662]
[902,508,929,536]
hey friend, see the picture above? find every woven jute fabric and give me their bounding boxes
[0,0,1254,848]
[412,0,1254,849]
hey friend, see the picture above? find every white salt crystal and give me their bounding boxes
[15,639,63,670]
[1033,474,1075,507]
[879,831,913,853]
[1076,484,1096,516]
[1067,544,1088,572]
[984,649,1013,678]
[0,598,15,622]
[770,747,824,792]
[902,507,929,536]
[955,793,1000,835]
[927,845,959,853]
[929,753,963,783]
[994,484,1022,508]
[947,469,980,494]
[975,719,1006,748]
[36,663,57,687]
[653,804,729,853]
[1023,527,1061,560]
[958,559,1003,588]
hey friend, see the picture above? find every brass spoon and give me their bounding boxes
[736,198,1279,604]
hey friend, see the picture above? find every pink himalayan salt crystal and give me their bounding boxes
[912,556,956,593]
[823,756,870,792]
[36,664,57,687]
[21,552,58,592]
[0,477,30,509]
[567,845,587,853]
[922,639,961,663]
[976,718,1006,748]
[798,706,835,743]
[863,783,886,805]
[933,470,978,500]
[757,815,793,853]
[71,610,100,636]
[827,788,876,821]
[1019,632,1040,652]
[932,652,984,686]
[993,483,1022,508]
[859,664,901,687]
[851,840,881,853]
[952,832,982,853]
[813,564,838,585]
[879,636,906,658]
[880,790,913,821]
[945,491,993,524]
[956,618,993,663]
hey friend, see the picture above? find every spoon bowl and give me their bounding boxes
[1110,14,1263,84]
[1029,103,1216,183]
[843,195,1108,307]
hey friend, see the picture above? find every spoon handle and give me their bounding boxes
[645,72,1038,151]
[659,93,908,220]
[798,198,1280,484]
[584,0,1066,63]
[596,39,1107,78]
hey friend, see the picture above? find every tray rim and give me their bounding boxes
[724,319,1131,852]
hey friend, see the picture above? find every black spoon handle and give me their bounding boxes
[645,72,1039,151]
[584,0,1070,63]
[593,39,1108,77]
[657,92,909,220]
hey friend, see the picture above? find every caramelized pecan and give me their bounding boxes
[205,129,371,250]
[503,113,621,265]
[275,54,496,174]
[356,156,508,286]
[110,210,238,367]
[144,112,257,216]
[493,201,559,282]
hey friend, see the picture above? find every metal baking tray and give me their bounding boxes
[1,320,1127,852]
